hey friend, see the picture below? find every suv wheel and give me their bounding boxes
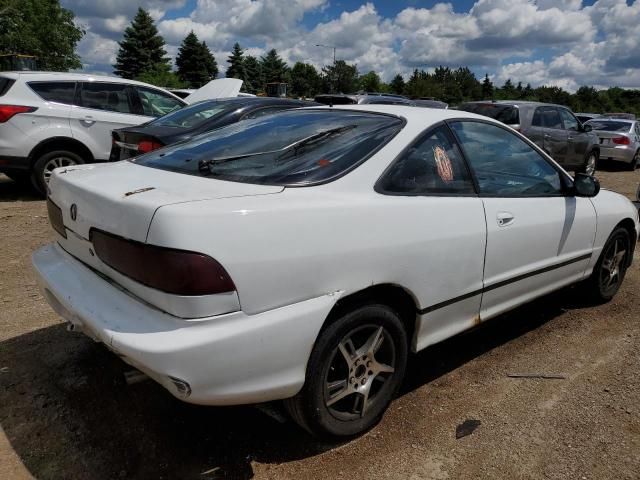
[581,151,598,176]
[285,304,408,438]
[32,150,84,196]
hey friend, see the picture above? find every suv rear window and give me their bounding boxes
[458,103,520,125]
[28,81,76,104]
[0,78,15,97]
[135,109,404,186]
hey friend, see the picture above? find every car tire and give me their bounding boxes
[627,150,639,171]
[580,150,598,176]
[583,227,631,303]
[31,150,84,196]
[285,304,408,438]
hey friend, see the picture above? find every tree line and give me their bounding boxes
[3,2,640,116]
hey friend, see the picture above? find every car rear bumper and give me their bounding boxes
[599,145,636,163]
[32,242,340,405]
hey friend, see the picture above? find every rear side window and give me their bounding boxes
[377,124,474,195]
[0,78,15,97]
[80,82,133,114]
[29,81,76,104]
[135,109,404,186]
[458,103,520,125]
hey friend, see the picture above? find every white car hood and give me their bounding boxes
[48,161,283,243]
[184,78,243,104]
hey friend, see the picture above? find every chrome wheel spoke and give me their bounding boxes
[362,326,384,356]
[338,338,357,366]
[359,390,371,417]
[376,362,395,374]
[327,385,353,407]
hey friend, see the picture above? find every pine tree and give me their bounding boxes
[390,74,405,95]
[290,62,321,98]
[114,8,170,79]
[481,74,494,99]
[226,43,246,81]
[176,32,218,88]
[260,49,288,83]
[243,55,263,94]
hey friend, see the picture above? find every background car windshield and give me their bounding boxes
[585,120,633,132]
[149,101,232,128]
[135,110,403,185]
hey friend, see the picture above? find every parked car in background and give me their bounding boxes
[314,92,416,106]
[34,105,638,438]
[0,72,188,193]
[111,97,317,160]
[458,101,600,175]
[412,98,448,109]
[604,113,636,120]
[575,112,601,124]
[585,118,640,170]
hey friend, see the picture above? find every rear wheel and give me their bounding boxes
[583,227,631,302]
[580,151,598,176]
[31,150,84,196]
[285,304,408,438]
[627,150,639,171]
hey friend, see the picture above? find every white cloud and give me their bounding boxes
[63,0,640,90]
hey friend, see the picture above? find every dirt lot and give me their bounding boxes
[1,165,639,480]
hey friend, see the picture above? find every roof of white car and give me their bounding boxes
[0,71,164,88]
[309,103,490,125]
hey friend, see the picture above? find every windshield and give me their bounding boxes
[134,109,403,185]
[149,101,235,129]
[458,103,520,125]
[585,120,633,132]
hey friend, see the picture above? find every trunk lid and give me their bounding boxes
[48,160,283,243]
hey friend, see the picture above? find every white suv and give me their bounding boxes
[0,72,186,194]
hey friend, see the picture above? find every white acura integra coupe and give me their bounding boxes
[33,105,639,437]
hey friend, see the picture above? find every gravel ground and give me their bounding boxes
[1,164,639,480]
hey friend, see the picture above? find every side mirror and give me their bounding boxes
[582,123,592,132]
[573,173,600,197]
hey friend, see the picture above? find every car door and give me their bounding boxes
[540,107,569,166]
[559,107,589,168]
[375,124,486,350]
[69,82,149,161]
[448,120,596,321]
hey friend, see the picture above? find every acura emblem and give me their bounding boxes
[70,204,77,221]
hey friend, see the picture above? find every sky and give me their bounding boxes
[60,0,640,92]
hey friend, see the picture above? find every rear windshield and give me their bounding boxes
[585,120,633,132]
[458,103,520,125]
[149,101,233,129]
[135,109,403,186]
[0,77,14,97]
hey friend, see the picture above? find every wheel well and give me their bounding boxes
[617,218,638,266]
[29,137,94,168]
[324,284,419,347]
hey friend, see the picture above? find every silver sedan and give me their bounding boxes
[585,118,640,170]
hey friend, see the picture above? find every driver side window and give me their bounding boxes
[136,87,183,117]
[449,121,563,196]
[559,108,579,131]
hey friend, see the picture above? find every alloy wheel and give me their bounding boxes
[599,236,627,293]
[42,156,77,184]
[324,324,396,420]
[585,154,596,176]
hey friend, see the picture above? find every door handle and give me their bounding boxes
[81,116,95,126]
[544,134,551,139]
[497,212,515,227]
[567,135,574,141]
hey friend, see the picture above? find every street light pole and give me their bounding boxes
[316,44,337,93]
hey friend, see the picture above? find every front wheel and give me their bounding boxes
[31,150,84,196]
[285,304,408,438]
[583,227,631,302]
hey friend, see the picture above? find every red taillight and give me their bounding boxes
[612,136,631,145]
[90,229,235,296]
[0,104,37,123]
[138,140,163,153]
